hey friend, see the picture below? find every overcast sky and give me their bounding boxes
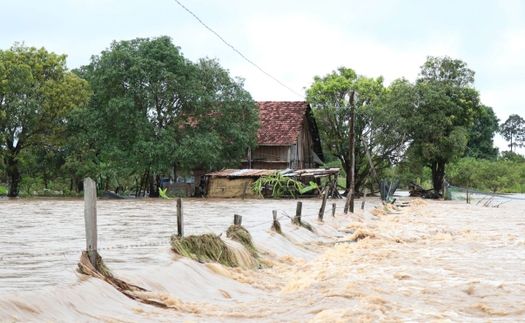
[2,0,524,153]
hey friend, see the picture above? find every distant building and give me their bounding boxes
[171,101,325,196]
[243,101,324,169]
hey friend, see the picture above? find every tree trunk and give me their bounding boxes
[149,172,160,198]
[4,143,22,197]
[431,161,446,193]
[6,161,21,197]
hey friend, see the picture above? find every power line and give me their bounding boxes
[172,0,304,99]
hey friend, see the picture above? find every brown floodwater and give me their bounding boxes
[1,193,524,322]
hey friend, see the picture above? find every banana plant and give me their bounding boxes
[158,187,169,199]
[252,171,303,198]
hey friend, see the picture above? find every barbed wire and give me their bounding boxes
[1,203,342,262]
[0,239,172,261]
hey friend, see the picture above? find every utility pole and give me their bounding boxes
[344,91,355,214]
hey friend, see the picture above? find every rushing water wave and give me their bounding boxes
[1,194,524,322]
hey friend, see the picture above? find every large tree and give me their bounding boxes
[500,114,525,152]
[306,67,407,193]
[70,36,259,195]
[0,43,91,196]
[398,56,484,193]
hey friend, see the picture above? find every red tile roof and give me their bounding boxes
[256,101,307,145]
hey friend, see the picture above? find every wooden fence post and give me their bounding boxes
[318,184,329,221]
[361,187,368,210]
[332,203,336,217]
[234,214,242,226]
[271,210,282,234]
[241,182,248,200]
[294,201,302,225]
[84,178,98,268]
[177,198,184,237]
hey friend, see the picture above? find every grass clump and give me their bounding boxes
[300,221,314,233]
[271,220,283,235]
[170,233,239,267]
[226,225,258,258]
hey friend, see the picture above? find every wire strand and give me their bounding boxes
[172,0,304,99]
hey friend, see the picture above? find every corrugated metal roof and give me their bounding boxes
[284,168,341,177]
[207,168,340,178]
[207,169,277,177]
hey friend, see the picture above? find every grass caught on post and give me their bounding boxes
[226,225,258,259]
[170,233,239,267]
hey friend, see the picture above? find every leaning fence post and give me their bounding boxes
[234,214,242,226]
[294,201,302,225]
[177,198,184,237]
[84,178,98,268]
[332,203,336,217]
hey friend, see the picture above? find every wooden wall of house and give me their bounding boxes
[249,161,288,170]
[251,145,289,162]
[290,118,317,169]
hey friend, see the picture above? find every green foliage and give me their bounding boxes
[465,105,499,160]
[70,36,260,191]
[0,43,91,196]
[396,56,484,193]
[306,67,407,193]
[446,157,478,191]
[472,159,517,193]
[252,171,304,198]
[226,225,258,259]
[158,187,169,199]
[500,151,525,163]
[300,181,319,194]
[500,114,525,152]
[170,233,239,267]
[447,157,522,194]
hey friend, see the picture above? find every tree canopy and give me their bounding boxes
[500,114,525,152]
[465,105,499,160]
[0,43,91,196]
[68,36,259,195]
[398,56,484,192]
[306,67,407,193]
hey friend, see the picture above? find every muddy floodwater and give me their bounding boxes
[1,194,525,322]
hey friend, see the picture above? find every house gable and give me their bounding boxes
[245,101,323,169]
[256,101,307,146]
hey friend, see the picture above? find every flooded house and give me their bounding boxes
[168,101,326,197]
